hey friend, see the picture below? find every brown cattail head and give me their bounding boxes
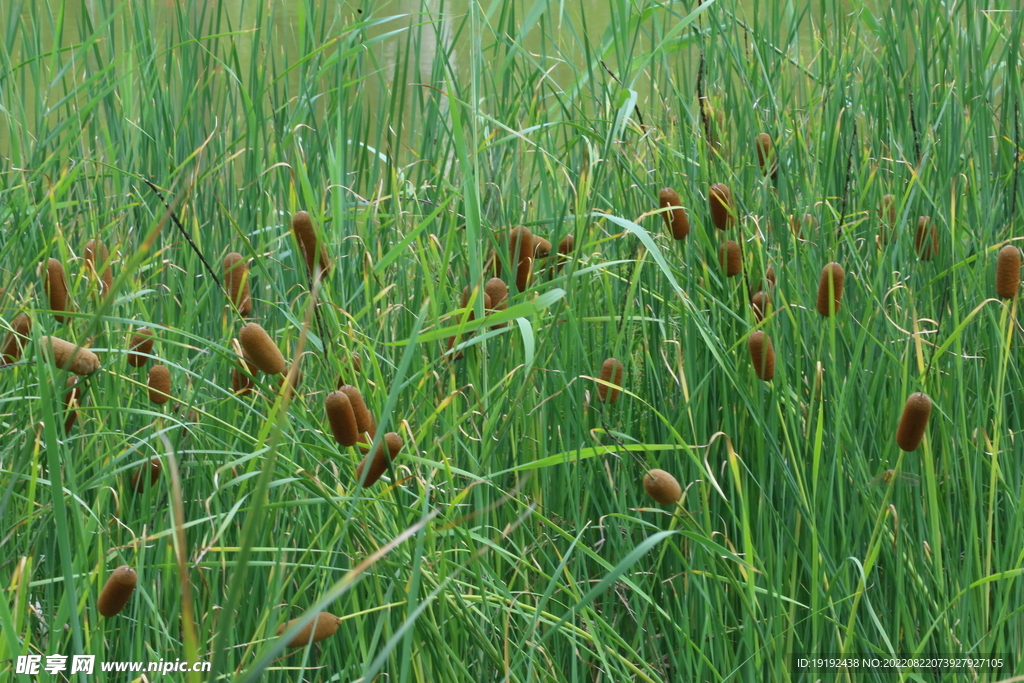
[277,612,342,648]
[895,392,932,452]
[509,226,534,264]
[325,391,359,447]
[748,330,775,381]
[659,188,690,240]
[485,278,508,311]
[131,458,162,493]
[995,245,1021,299]
[751,290,770,322]
[97,565,137,617]
[598,357,624,402]
[790,213,816,239]
[533,237,552,258]
[148,364,171,404]
[291,211,330,279]
[84,239,113,294]
[460,287,492,321]
[643,469,681,505]
[224,252,252,316]
[708,183,734,230]
[515,257,533,291]
[238,323,285,375]
[766,265,776,287]
[355,432,404,486]
[43,258,72,323]
[556,235,575,272]
[816,263,845,316]
[2,312,32,363]
[915,216,938,260]
[64,376,80,432]
[339,384,375,436]
[755,133,777,178]
[127,328,155,367]
[40,336,100,375]
[719,241,742,277]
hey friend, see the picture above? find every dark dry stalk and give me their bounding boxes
[909,88,921,166]
[139,177,222,290]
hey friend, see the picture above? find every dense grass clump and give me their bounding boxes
[3,1,1024,681]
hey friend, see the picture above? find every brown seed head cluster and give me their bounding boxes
[97,565,137,617]
[127,328,155,367]
[719,241,742,277]
[2,312,32,363]
[709,183,734,230]
[533,237,552,258]
[292,211,330,279]
[239,323,286,375]
[755,133,776,178]
[148,365,172,404]
[85,239,114,294]
[995,245,1021,299]
[339,384,375,437]
[44,258,72,323]
[748,330,775,381]
[224,252,252,316]
[325,391,359,447]
[556,235,575,272]
[659,188,690,240]
[131,458,162,492]
[277,612,342,648]
[643,469,681,505]
[355,432,404,486]
[816,263,845,317]
[751,290,770,322]
[598,358,624,402]
[41,336,100,375]
[509,226,534,291]
[895,392,932,452]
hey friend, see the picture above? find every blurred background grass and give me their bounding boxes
[1,0,1023,681]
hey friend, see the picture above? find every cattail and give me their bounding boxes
[460,287,492,320]
[515,257,533,292]
[915,216,938,260]
[97,565,137,617]
[355,432,403,486]
[719,241,742,277]
[556,235,575,272]
[755,133,777,178]
[40,336,100,375]
[659,188,690,240]
[64,376,80,432]
[995,245,1021,299]
[84,239,113,294]
[277,612,342,648]
[127,328,155,367]
[291,211,330,279]
[131,458,162,493]
[533,237,552,258]
[43,258,72,323]
[238,323,285,375]
[751,290,769,322]
[643,469,681,505]
[790,213,816,239]
[895,392,932,452]
[224,252,252,316]
[816,263,845,316]
[339,385,375,436]
[766,265,776,287]
[325,391,359,447]
[748,330,775,381]
[708,183,734,230]
[509,226,533,264]
[2,313,31,363]
[148,365,171,404]
[597,358,624,402]
[485,278,508,310]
